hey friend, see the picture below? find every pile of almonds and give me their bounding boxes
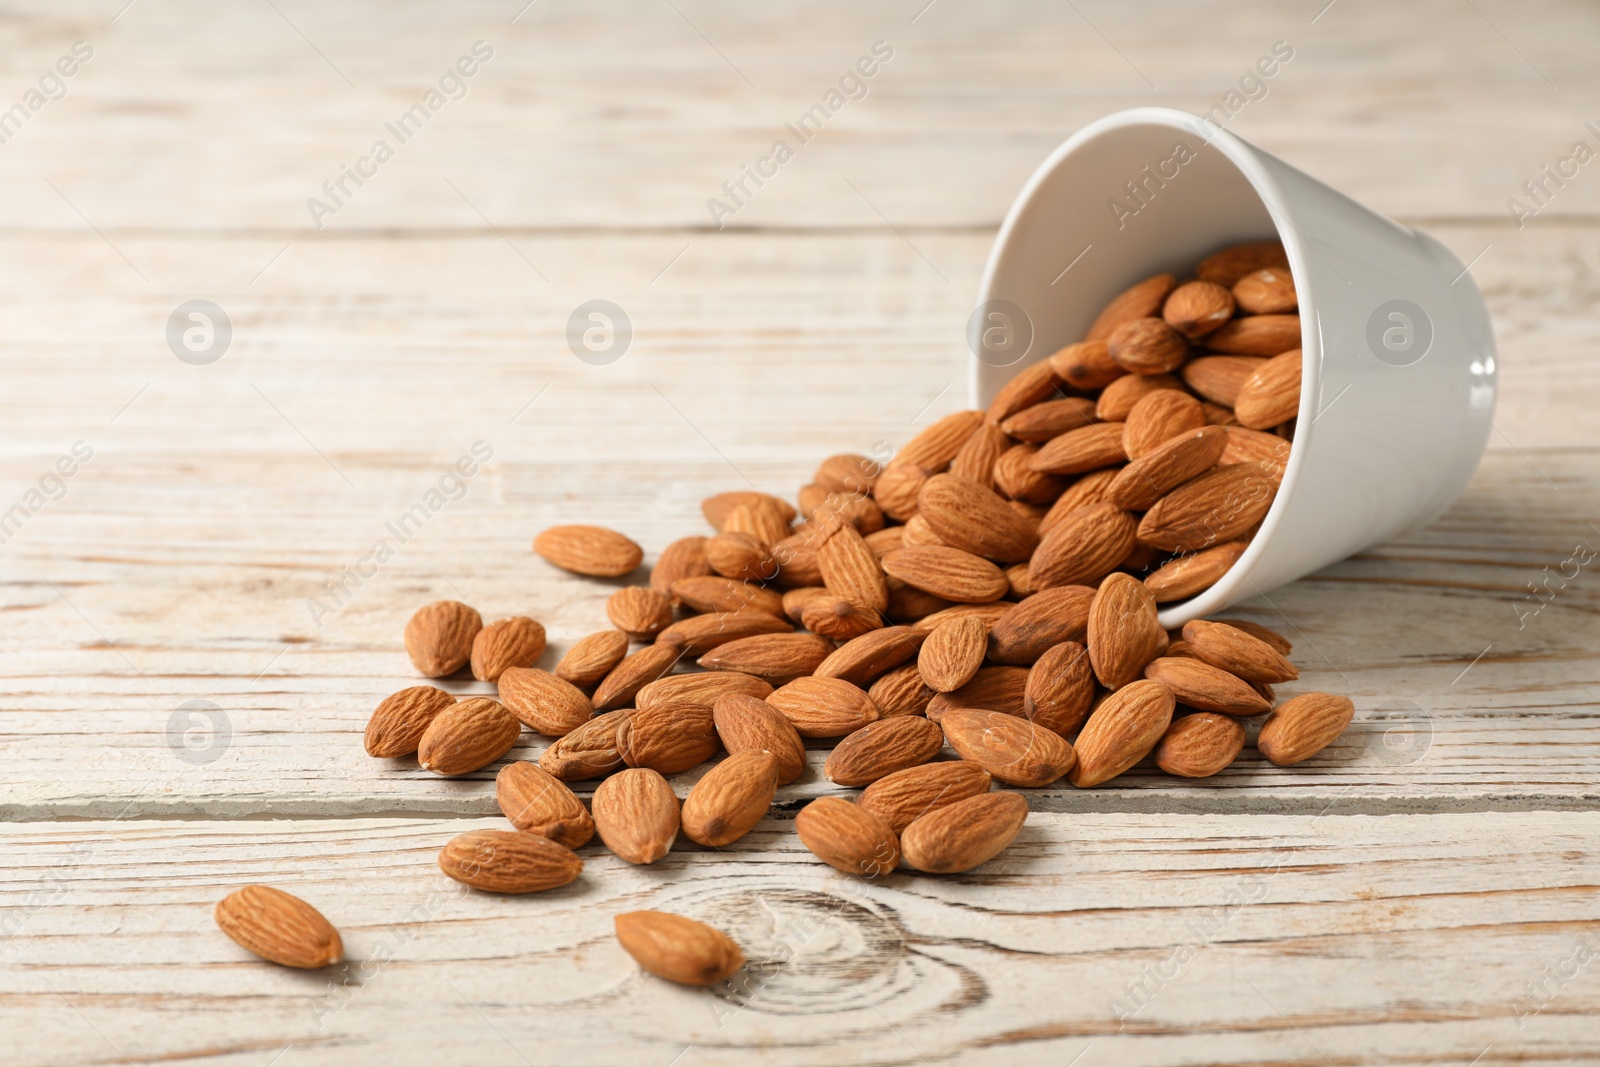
[215,239,1358,987]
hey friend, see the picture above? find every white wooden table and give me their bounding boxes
[2,2,1597,1063]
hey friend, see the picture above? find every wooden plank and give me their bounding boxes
[2,812,1597,1066]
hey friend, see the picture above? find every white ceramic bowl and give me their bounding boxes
[972,107,1497,628]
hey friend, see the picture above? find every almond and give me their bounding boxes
[1204,313,1300,356]
[651,535,712,599]
[365,686,455,758]
[704,530,778,582]
[711,692,808,785]
[606,587,673,640]
[1005,562,1034,599]
[1143,541,1248,602]
[918,616,989,692]
[1202,400,1238,425]
[1086,273,1177,342]
[1029,423,1127,475]
[1039,469,1121,533]
[1049,339,1126,391]
[1095,371,1183,422]
[417,697,521,776]
[592,642,684,710]
[681,750,779,847]
[913,602,1014,635]
[794,797,900,878]
[814,453,881,495]
[1233,267,1297,314]
[893,410,984,473]
[1087,573,1166,690]
[916,474,1039,563]
[404,600,482,677]
[988,585,1094,664]
[615,911,744,987]
[1143,656,1272,715]
[554,629,630,688]
[781,585,832,624]
[882,546,1008,603]
[1023,640,1097,736]
[1029,503,1137,589]
[767,676,879,737]
[656,610,793,657]
[1154,713,1245,777]
[1196,240,1289,287]
[495,761,594,847]
[886,579,952,623]
[824,715,945,786]
[1213,618,1292,655]
[1222,426,1292,472]
[698,632,834,685]
[1123,390,1206,459]
[539,708,631,780]
[498,667,593,737]
[617,700,720,774]
[818,524,889,613]
[702,491,796,531]
[1108,317,1188,375]
[925,668,1029,726]
[985,358,1062,424]
[723,499,793,549]
[900,792,1028,873]
[1068,679,1176,787]
[801,594,884,641]
[901,513,946,547]
[949,421,1011,487]
[864,526,907,558]
[999,396,1097,443]
[857,761,992,834]
[534,524,643,577]
[592,768,680,864]
[440,829,582,894]
[1180,355,1268,406]
[940,707,1075,786]
[807,490,886,535]
[1182,620,1299,683]
[1162,280,1235,338]
[873,462,929,521]
[636,670,773,710]
[815,625,924,686]
[1105,424,1229,511]
[1234,348,1303,430]
[670,575,784,618]
[1136,462,1278,553]
[993,443,1067,505]
[867,663,937,718]
[214,885,342,969]
[1256,692,1355,765]
[471,616,547,682]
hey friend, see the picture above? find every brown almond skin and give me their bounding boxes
[495,761,595,847]
[893,410,984,473]
[1123,390,1206,459]
[900,792,1028,873]
[802,595,885,642]
[1144,657,1273,716]
[993,443,1067,505]
[712,693,808,785]
[607,586,674,640]
[940,708,1076,787]
[1069,679,1176,787]
[917,474,1039,563]
[1203,313,1301,356]
[1222,426,1292,472]
[1049,339,1126,391]
[1106,424,1230,512]
[767,676,880,738]
[873,462,929,521]
[949,421,1011,487]
[814,626,924,686]
[1234,348,1303,430]
[925,666,1029,722]
[1212,618,1293,655]
[498,667,593,737]
[539,708,631,781]
[815,452,882,494]
[471,616,547,683]
[918,615,989,692]
[988,586,1094,665]
[554,630,630,688]
[656,610,793,657]
[825,715,946,787]
[1197,240,1289,287]
[616,911,745,987]
[617,701,720,774]
[1086,273,1177,342]
[214,885,342,969]
[858,761,992,834]
[1154,713,1246,777]
[705,530,778,582]
[1108,317,1189,375]
[534,525,644,578]
[439,829,582,894]
[1029,423,1128,476]
[417,697,521,776]
[999,397,1098,443]
[818,523,890,613]
[404,600,482,678]
[365,686,455,758]
[671,575,785,618]
[1181,355,1268,406]
[698,632,835,685]
[1162,280,1236,339]
[1023,641,1097,736]
[703,491,797,531]
[794,796,901,878]
[1095,372,1183,422]
[882,546,1009,603]
[592,642,684,711]
[1144,542,1248,603]
[913,602,1013,635]
[985,358,1062,424]
[651,535,712,599]
[637,671,774,710]
[592,768,680,863]
[1233,267,1297,314]
[1039,469,1121,535]
[867,664,937,718]
[1182,620,1299,683]
[723,499,792,549]
[1029,504,1137,590]
[1257,692,1355,765]
[1088,573,1167,691]
[681,750,779,847]
[1136,462,1278,553]
[782,585,832,624]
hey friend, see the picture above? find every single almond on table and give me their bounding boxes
[1086,273,1177,342]
[1182,620,1299,683]
[824,715,945,787]
[1143,656,1272,716]
[1162,280,1235,338]
[1213,618,1292,654]
[704,530,777,582]
[985,358,1062,424]
[795,796,902,877]
[438,830,582,894]
[495,761,595,848]
[1123,390,1206,459]
[1029,422,1127,475]
[1049,339,1126,391]
[592,768,680,864]
[671,575,785,618]
[940,707,1076,787]
[651,535,712,599]
[698,632,834,685]
[1136,462,1278,553]
[637,670,774,710]
[918,615,989,692]
[818,523,890,613]
[1234,348,1303,430]
[712,692,808,784]
[815,626,924,686]
[1154,713,1246,777]
[802,595,884,642]
[404,600,482,677]
[1069,679,1176,787]
[1232,267,1297,314]
[702,491,796,531]
[857,760,992,834]
[656,610,792,657]
[925,665,1029,722]
[1181,355,1268,406]
[592,642,684,710]
[767,676,880,738]
[1087,573,1167,690]
[215,885,342,969]
[999,396,1098,443]
[900,791,1028,874]
[607,586,673,640]
[471,616,547,682]
[539,708,631,781]
[554,629,630,688]
[1023,640,1097,736]
[1029,503,1137,589]
[1095,371,1183,422]
[498,667,593,737]
[1256,692,1355,765]
[916,474,1039,563]
[617,701,720,774]
[534,524,644,578]
[867,663,937,718]
[1108,317,1188,375]
[893,410,984,473]
[987,585,1093,664]
[417,697,521,776]
[1105,424,1229,511]
[1196,240,1289,287]
[681,750,779,847]
[1203,313,1300,356]
[1143,541,1248,603]
[615,911,745,987]
[365,686,455,758]
[882,546,1008,603]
